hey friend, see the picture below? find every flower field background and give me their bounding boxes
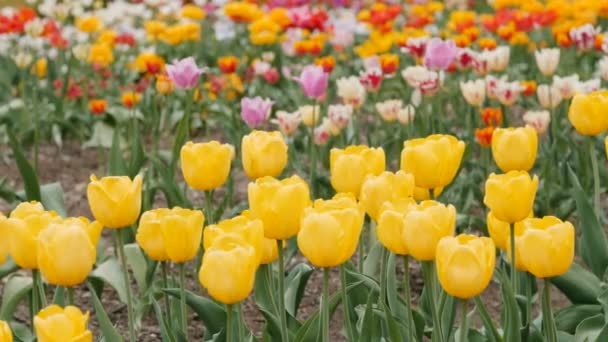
[2,0,608,342]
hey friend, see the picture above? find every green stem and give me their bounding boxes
[459,299,468,342]
[237,303,245,339]
[31,270,40,319]
[474,296,502,342]
[34,270,47,308]
[339,265,355,342]
[226,304,233,342]
[403,255,416,342]
[161,262,172,325]
[276,240,289,342]
[321,268,330,342]
[179,263,188,339]
[67,287,75,306]
[309,104,317,198]
[589,138,601,218]
[205,190,214,224]
[509,223,518,294]
[421,261,444,342]
[542,279,558,342]
[379,248,388,307]
[117,229,136,342]
[358,234,364,273]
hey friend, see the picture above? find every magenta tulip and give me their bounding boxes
[295,65,329,99]
[166,57,206,89]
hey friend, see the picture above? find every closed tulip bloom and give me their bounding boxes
[436,235,496,299]
[136,209,171,262]
[180,141,234,191]
[537,84,562,109]
[0,320,12,342]
[516,216,575,278]
[37,223,96,286]
[242,130,288,179]
[5,202,60,269]
[295,65,329,99]
[486,211,529,251]
[248,175,311,240]
[60,217,103,246]
[484,171,538,223]
[330,145,385,197]
[34,305,92,342]
[400,134,465,190]
[491,127,538,172]
[534,48,560,76]
[204,215,264,264]
[158,207,204,263]
[359,171,415,222]
[403,201,456,261]
[165,57,205,89]
[568,91,608,136]
[376,198,417,255]
[460,79,486,106]
[241,210,279,264]
[199,234,257,304]
[413,187,443,201]
[87,175,142,229]
[298,194,365,267]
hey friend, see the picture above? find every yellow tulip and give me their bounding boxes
[204,215,264,264]
[34,305,92,342]
[241,130,288,179]
[87,175,143,229]
[180,141,234,191]
[241,210,278,264]
[403,201,456,261]
[436,235,496,299]
[376,198,417,255]
[359,171,415,221]
[0,214,10,265]
[0,320,12,342]
[484,171,538,223]
[5,202,60,269]
[37,223,96,287]
[199,234,257,304]
[413,187,443,201]
[298,194,365,267]
[60,217,103,246]
[136,209,171,262]
[515,216,575,278]
[568,91,608,136]
[491,127,538,172]
[248,175,311,240]
[486,211,530,251]
[329,145,385,197]
[158,207,205,263]
[400,134,465,189]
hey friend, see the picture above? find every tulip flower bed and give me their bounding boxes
[3,0,608,341]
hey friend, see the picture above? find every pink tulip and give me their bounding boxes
[241,97,273,128]
[423,38,458,70]
[166,57,206,89]
[294,65,329,99]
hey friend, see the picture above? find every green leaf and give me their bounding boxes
[164,288,226,336]
[496,269,522,342]
[53,286,65,306]
[0,258,19,278]
[363,240,383,277]
[440,292,457,340]
[0,276,32,320]
[558,331,574,342]
[568,165,608,277]
[555,305,602,334]
[574,314,608,342]
[474,296,502,342]
[128,123,145,178]
[40,182,67,217]
[285,263,313,317]
[10,322,35,342]
[553,263,602,304]
[8,129,40,201]
[152,298,176,342]
[109,127,127,176]
[358,292,380,342]
[87,282,124,342]
[254,264,278,314]
[385,253,405,320]
[345,268,380,294]
[124,244,149,293]
[89,257,128,304]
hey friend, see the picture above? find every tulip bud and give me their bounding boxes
[330,145,385,198]
[359,171,415,221]
[515,216,575,278]
[298,194,365,267]
[400,134,465,190]
[403,200,456,261]
[299,105,321,127]
[534,48,560,76]
[247,175,311,240]
[568,91,608,136]
[180,141,234,191]
[241,131,288,179]
[204,215,264,264]
[87,175,143,229]
[460,79,486,106]
[484,171,538,223]
[491,127,538,172]
[199,234,257,304]
[436,235,495,298]
[34,305,92,342]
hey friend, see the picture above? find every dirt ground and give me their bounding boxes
[0,141,571,341]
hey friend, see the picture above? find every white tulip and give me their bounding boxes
[523,110,551,134]
[460,79,486,106]
[397,105,416,125]
[537,84,563,109]
[375,100,402,122]
[534,48,560,76]
[336,76,366,108]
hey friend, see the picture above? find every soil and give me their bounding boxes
[0,141,571,341]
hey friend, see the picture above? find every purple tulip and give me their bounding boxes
[165,57,206,89]
[294,65,329,99]
[241,97,274,128]
[423,38,458,70]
